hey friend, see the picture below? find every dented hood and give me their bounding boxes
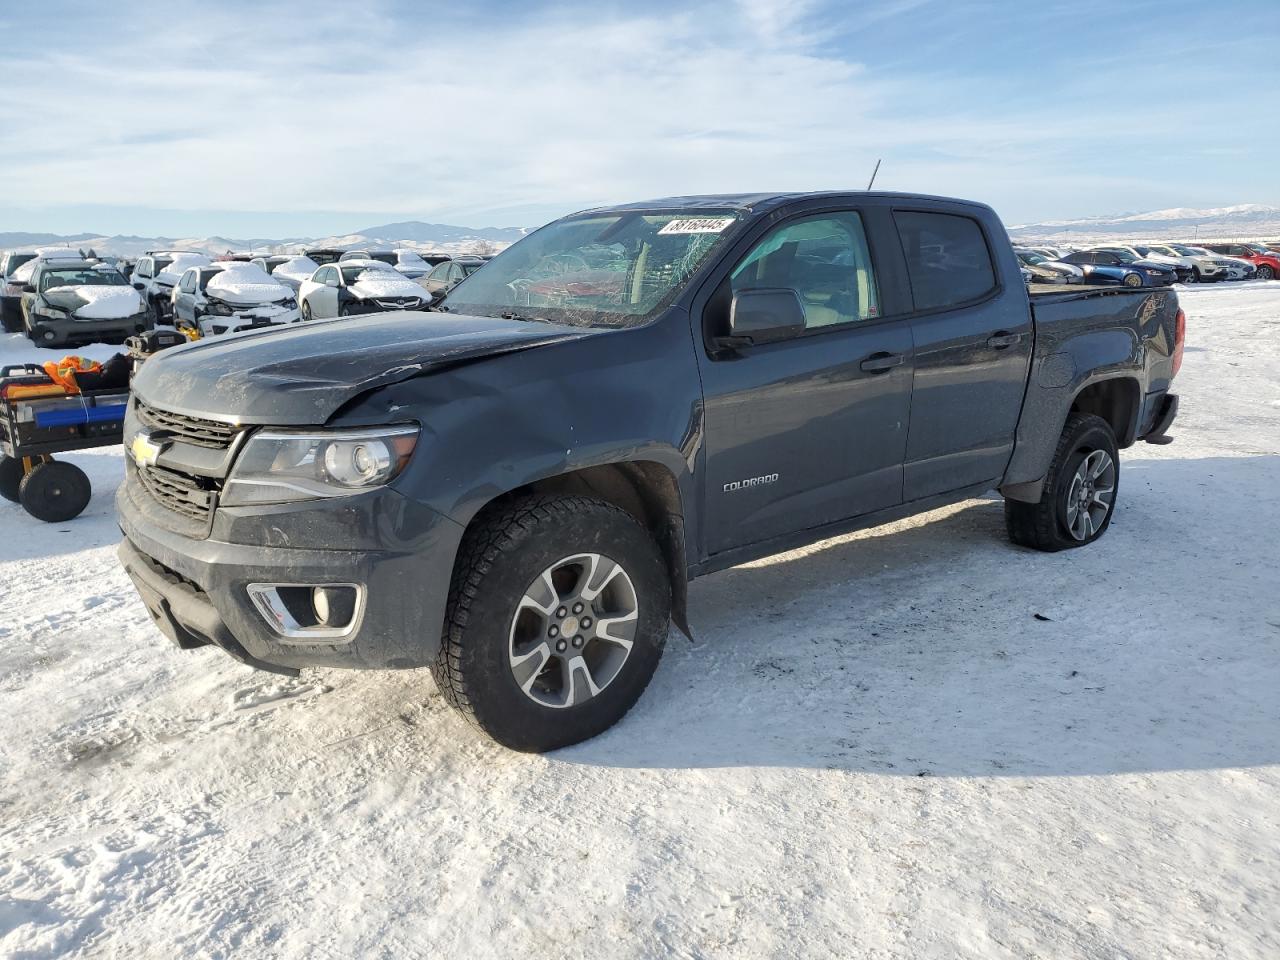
[132,311,602,424]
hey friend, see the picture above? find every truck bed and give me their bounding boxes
[1026,282,1162,301]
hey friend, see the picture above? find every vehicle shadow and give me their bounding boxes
[556,454,1280,777]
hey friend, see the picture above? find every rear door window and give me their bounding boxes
[894,211,997,311]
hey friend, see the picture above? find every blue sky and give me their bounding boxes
[1,0,1276,238]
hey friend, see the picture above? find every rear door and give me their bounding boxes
[893,207,1033,501]
[695,204,915,556]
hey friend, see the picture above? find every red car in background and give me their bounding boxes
[1196,242,1280,280]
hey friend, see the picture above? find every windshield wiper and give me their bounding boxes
[499,310,555,324]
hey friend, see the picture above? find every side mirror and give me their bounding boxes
[722,288,806,348]
[20,283,35,294]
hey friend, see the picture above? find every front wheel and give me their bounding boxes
[301,300,313,321]
[1257,265,1275,281]
[1004,413,1119,552]
[1123,272,1143,287]
[432,495,671,752]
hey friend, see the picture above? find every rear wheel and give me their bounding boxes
[18,460,92,522]
[433,495,671,752]
[0,456,23,502]
[1004,413,1119,552]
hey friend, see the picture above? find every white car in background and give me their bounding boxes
[297,259,428,320]
[171,261,299,337]
[131,252,212,321]
[263,255,320,292]
[1186,246,1256,281]
[1136,243,1226,282]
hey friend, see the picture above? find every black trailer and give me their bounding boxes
[0,363,130,521]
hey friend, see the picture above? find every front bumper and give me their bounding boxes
[203,306,302,336]
[117,479,466,672]
[28,313,150,345]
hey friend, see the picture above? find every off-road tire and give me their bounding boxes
[18,460,92,522]
[1004,413,1119,552]
[0,456,23,502]
[433,495,671,752]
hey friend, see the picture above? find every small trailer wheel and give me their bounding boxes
[0,456,23,502]
[19,460,92,522]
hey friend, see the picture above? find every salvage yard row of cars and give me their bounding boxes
[1,231,1277,348]
[0,244,491,346]
[1015,239,1280,287]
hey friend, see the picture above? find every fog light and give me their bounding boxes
[247,582,364,643]
[312,586,357,628]
[43,331,55,341]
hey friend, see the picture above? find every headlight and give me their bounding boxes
[1144,269,1163,276]
[205,299,234,316]
[280,297,297,309]
[32,302,69,318]
[221,425,419,506]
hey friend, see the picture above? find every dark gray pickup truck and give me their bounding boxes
[116,192,1183,751]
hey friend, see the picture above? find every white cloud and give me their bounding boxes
[0,0,1271,230]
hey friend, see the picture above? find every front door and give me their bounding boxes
[696,209,914,556]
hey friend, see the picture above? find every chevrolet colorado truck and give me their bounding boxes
[115,192,1183,751]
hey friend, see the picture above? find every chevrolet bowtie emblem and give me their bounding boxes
[129,432,165,468]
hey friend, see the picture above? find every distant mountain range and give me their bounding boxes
[1008,204,1280,242]
[5,205,1277,257]
[0,220,528,258]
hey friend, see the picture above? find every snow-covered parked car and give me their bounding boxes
[297,259,427,319]
[19,260,149,346]
[261,255,319,293]
[131,252,212,322]
[2,248,83,331]
[171,262,299,337]
[389,249,431,279]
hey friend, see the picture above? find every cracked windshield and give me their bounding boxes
[439,210,743,327]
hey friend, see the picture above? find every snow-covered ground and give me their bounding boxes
[2,284,1279,959]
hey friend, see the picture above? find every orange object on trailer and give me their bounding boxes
[41,356,103,395]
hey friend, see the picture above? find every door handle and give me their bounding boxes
[859,352,905,373]
[987,332,1023,350]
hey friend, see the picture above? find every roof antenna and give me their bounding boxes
[866,158,882,191]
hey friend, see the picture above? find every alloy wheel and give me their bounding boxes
[508,553,640,709]
[1064,449,1116,541]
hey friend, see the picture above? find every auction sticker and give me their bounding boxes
[658,218,736,235]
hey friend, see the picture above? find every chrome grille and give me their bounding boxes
[135,399,240,450]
